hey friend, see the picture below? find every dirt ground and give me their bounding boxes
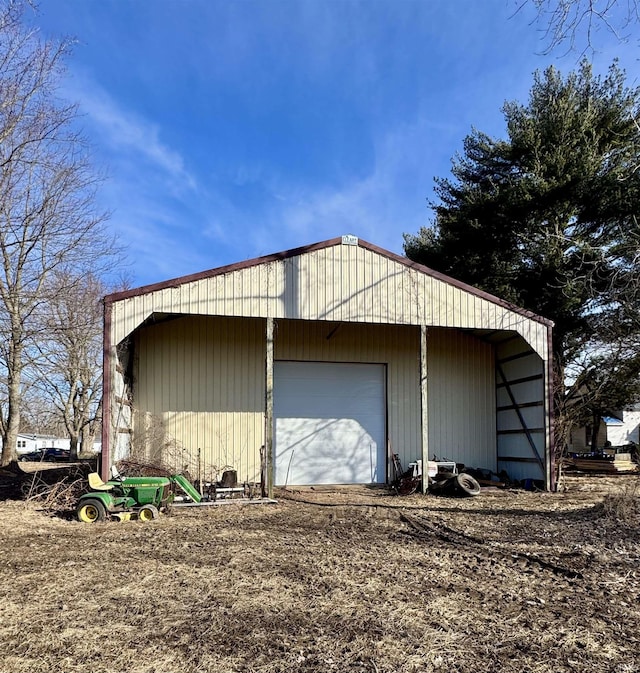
[1,474,639,673]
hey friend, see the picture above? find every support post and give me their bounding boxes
[546,328,555,491]
[420,325,429,494]
[265,317,274,499]
[101,299,112,482]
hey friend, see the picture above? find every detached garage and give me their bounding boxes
[101,236,554,492]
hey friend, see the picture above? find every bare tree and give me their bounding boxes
[0,1,114,465]
[19,388,67,437]
[521,0,640,53]
[31,272,105,460]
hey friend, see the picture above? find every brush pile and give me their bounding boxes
[0,461,93,511]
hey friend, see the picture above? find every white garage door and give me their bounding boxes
[274,361,386,485]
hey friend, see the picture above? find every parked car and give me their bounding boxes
[18,447,70,463]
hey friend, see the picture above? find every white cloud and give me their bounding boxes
[57,74,459,284]
[57,73,211,282]
[242,116,458,257]
[65,75,197,193]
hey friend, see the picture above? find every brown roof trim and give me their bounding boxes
[104,236,553,327]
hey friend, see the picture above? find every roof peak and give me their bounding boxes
[104,236,552,327]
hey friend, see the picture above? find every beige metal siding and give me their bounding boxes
[110,243,549,361]
[126,314,499,483]
[275,321,420,471]
[133,315,265,482]
[570,423,609,452]
[275,322,496,473]
[426,330,496,470]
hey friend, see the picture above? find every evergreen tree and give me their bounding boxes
[404,60,640,451]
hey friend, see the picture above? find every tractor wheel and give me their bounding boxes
[396,475,420,496]
[138,504,159,522]
[77,499,107,523]
[456,473,481,497]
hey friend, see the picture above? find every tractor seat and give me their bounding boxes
[88,473,114,491]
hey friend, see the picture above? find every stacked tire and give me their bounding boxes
[429,472,481,497]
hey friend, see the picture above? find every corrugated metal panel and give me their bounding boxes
[276,322,496,473]
[426,330,496,471]
[111,365,132,463]
[496,377,545,407]
[110,243,549,362]
[127,315,499,484]
[133,315,265,482]
[276,321,420,470]
[495,340,546,482]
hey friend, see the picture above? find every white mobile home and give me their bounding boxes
[15,434,70,454]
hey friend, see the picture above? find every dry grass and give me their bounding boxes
[599,483,640,525]
[0,476,639,673]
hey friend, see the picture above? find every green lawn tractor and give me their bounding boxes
[76,472,201,523]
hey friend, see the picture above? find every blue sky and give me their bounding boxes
[32,0,640,287]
